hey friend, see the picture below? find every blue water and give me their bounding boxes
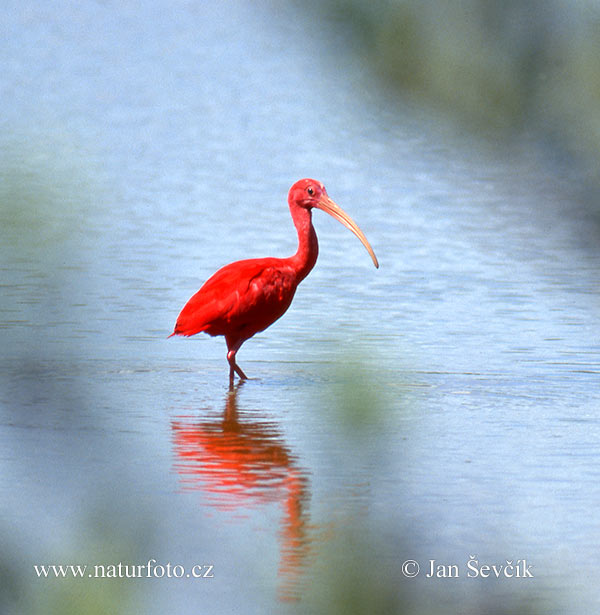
[2,2,600,613]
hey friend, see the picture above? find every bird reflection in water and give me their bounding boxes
[171,383,312,600]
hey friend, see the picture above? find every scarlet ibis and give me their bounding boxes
[170,178,378,384]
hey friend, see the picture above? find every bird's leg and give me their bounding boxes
[227,349,248,383]
[226,337,248,385]
[228,363,235,389]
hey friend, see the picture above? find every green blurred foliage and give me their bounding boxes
[0,131,103,362]
[0,132,100,257]
[1,509,149,615]
[301,527,546,615]
[307,357,551,615]
[328,358,387,433]
[323,347,415,440]
[300,0,600,181]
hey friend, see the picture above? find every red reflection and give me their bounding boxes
[171,384,311,600]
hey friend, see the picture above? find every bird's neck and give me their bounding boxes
[289,206,318,282]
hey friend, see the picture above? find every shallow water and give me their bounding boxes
[2,1,600,613]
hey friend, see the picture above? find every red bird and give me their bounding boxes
[170,179,378,384]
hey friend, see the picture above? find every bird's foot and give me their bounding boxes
[234,364,248,380]
[227,350,248,385]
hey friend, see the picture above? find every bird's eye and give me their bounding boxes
[307,187,315,196]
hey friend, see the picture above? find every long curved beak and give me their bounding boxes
[315,195,379,268]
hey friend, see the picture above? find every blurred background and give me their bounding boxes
[305,0,600,188]
[2,1,600,613]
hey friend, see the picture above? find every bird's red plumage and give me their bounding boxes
[172,257,299,346]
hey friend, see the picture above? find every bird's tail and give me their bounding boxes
[168,320,201,338]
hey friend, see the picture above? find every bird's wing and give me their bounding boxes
[172,258,297,337]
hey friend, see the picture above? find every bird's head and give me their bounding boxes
[288,178,379,268]
[288,178,328,208]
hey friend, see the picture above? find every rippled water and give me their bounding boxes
[2,2,600,613]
